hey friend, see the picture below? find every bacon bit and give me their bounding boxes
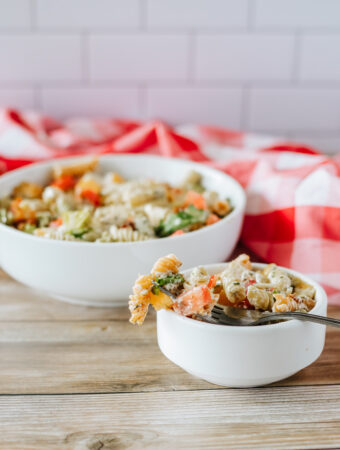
[81,190,101,206]
[121,218,136,230]
[240,298,254,309]
[245,279,256,289]
[52,175,76,191]
[50,218,63,228]
[185,190,207,210]
[170,230,185,237]
[206,213,220,226]
[207,275,218,289]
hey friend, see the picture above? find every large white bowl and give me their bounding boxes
[157,263,327,387]
[0,155,245,306]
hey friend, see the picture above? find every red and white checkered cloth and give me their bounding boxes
[1,108,340,304]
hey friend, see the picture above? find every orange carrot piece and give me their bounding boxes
[206,213,220,226]
[81,190,101,206]
[52,175,76,191]
[50,218,63,228]
[170,230,185,237]
[185,190,207,210]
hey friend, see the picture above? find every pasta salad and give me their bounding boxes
[0,159,232,243]
[129,254,316,325]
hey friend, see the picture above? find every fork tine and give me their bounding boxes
[211,308,223,317]
[211,305,239,325]
[212,304,224,311]
[211,312,221,321]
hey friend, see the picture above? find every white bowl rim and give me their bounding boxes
[158,262,327,332]
[0,153,246,248]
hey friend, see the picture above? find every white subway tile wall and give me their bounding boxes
[146,87,243,127]
[195,35,295,81]
[0,0,339,153]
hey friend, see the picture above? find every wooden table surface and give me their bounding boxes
[0,269,340,450]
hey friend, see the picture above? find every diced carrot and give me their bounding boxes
[81,190,101,206]
[185,190,207,210]
[170,230,185,237]
[207,275,218,289]
[206,213,220,226]
[50,218,63,228]
[174,285,212,316]
[52,175,76,191]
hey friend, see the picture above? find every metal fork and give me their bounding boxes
[211,304,340,328]
[155,283,340,328]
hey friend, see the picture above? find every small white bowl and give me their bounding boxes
[0,155,245,306]
[157,263,327,387]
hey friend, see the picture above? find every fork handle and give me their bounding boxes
[257,311,340,328]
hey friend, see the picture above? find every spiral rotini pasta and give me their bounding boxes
[151,254,182,275]
[129,273,175,324]
[132,274,155,296]
[129,274,155,324]
[110,225,151,242]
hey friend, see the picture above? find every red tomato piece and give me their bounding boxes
[52,175,76,191]
[207,275,218,289]
[81,190,101,206]
[174,285,212,316]
[239,298,254,310]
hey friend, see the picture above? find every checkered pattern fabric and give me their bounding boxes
[0,109,339,303]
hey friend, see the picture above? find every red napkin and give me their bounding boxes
[0,108,339,304]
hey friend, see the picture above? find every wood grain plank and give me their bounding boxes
[0,310,339,394]
[0,386,339,449]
